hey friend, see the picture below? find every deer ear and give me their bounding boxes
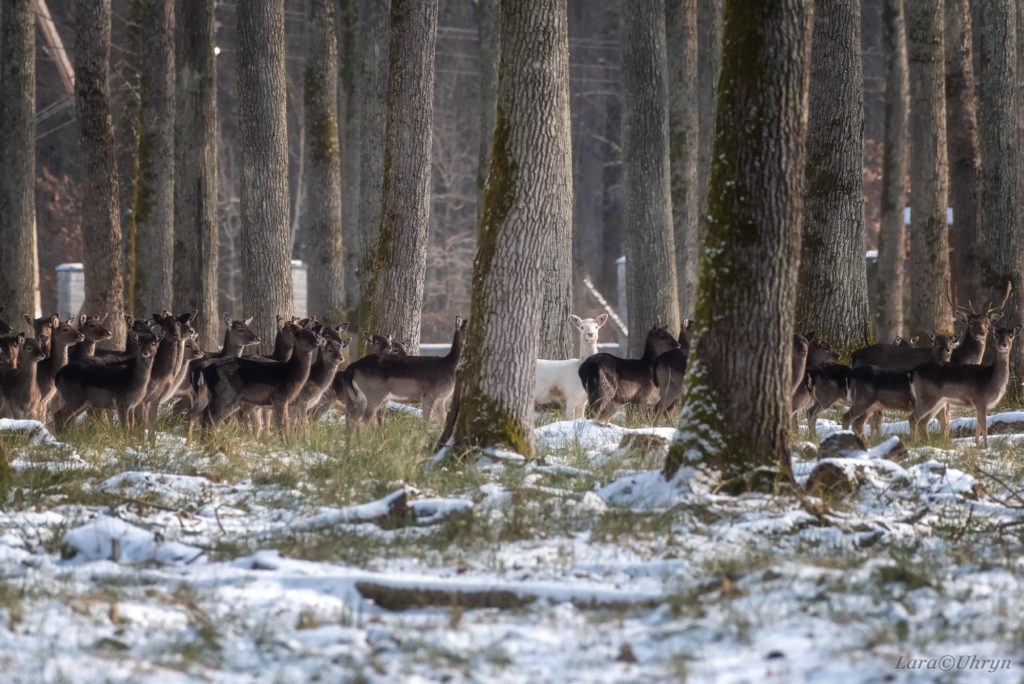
[990,311,1004,323]
[363,332,373,343]
[1014,325,1023,336]
[341,338,351,348]
[94,313,107,323]
[243,317,255,326]
[178,310,195,324]
[455,315,463,328]
[336,322,350,334]
[892,336,904,345]
[925,330,935,343]
[223,313,233,326]
[952,333,961,344]
[48,314,60,327]
[78,313,88,327]
[596,313,608,327]
[151,325,165,341]
[569,314,582,328]
[909,336,919,345]
[23,314,33,326]
[16,332,25,345]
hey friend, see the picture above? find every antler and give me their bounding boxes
[946,287,975,315]
[986,281,1013,315]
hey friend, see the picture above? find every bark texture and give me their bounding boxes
[620,0,679,357]
[306,0,346,323]
[74,0,126,348]
[795,0,871,356]
[115,0,140,312]
[944,0,981,306]
[355,0,391,336]
[367,0,438,351]
[238,0,293,353]
[475,0,500,210]
[979,0,1022,392]
[173,0,218,348]
[0,0,38,326]
[666,0,700,317]
[664,0,813,489]
[906,0,953,338]
[696,0,724,244]
[451,0,573,456]
[536,7,573,361]
[134,0,175,313]
[337,0,361,316]
[875,0,910,343]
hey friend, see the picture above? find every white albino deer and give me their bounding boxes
[534,313,607,420]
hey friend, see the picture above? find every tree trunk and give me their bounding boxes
[173,0,218,348]
[115,0,140,315]
[355,0,391,339]
[134,0,175,313]
[306,0,346,324]
[337,0,361,317]
[74,0,126,348]
[664,0,813,490]
[475,0,500,212]
[450,0,573,457]
[875,0,910,343]
[620,0,679,357]
[367,0,437,351]
[795,0,870,356]
[979,0,1022,394]
[0,0,38,327]
[666,0,699,318]
[696,0,724,248]
[944,0,982,307]
[906,0,953,338]
[238,0,293,353]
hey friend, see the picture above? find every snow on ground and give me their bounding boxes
[1,413,1023,681]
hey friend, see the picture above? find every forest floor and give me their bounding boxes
[0,403,1022,682]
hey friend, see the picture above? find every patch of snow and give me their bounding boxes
[61,515,203,565]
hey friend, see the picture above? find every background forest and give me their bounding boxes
[16,0,897,343]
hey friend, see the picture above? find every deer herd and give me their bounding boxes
[0,283,1019,449]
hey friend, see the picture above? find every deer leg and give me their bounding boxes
[940,404,951,437]
[975,402,988,448]
[806,402,822,440]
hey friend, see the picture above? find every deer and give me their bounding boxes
[534,313,608,420]
[23,313,59,354]
[841,332,957,442]
[651,319,695,418]
[189,327,321,438]
[33,319,85,420]
[892,335,920,347]
[578,325,681,421]
[909,325,1022,447]
[791,333,839,418]
[0,335,47,419]
[177,314,262,418]
[344,316,468,426]
[0,334,20,372]
[68,314,113,362]
[131,311,197,438]
[55,324,164,434]
[293,324,349,425]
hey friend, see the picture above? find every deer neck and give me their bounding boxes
[222,332,245,357]
[271,334,294,362]
[953,331,986,364]
[446,330,464,363]
[287,347,316,381]
[76,339,97,359]
[578,334,599,361]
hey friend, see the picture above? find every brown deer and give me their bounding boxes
[134,311,196,438]
[651,319,694,418]
[55,326,164,434]
[68,314,113,362]
[344,316,468,425]
[909,325,1022,447]
[791,333,840,427]
[0,336,47,419]
[33,320,85,419]
[842,333,957,442]
[0,334,20,372]
[190,327,322,438]
[892,335,919,347]
[294,324,349,424]
[578,325,680,420]
[23,313,59,354]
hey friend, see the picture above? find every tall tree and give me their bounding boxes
[238,0,293,352]
[174,0,218,348]
[475,0,500,211]
[354,0,391,338]
[944,0,982,306]
[0,0,39,326]
[367,0,438,351]
[115,0,141,313]
[875,0,910,343]
[696,0,724,241]
[979,0,1022,391]
[74,0,126,348]
[664,0,813,489]
[795,0,870,356]
[906,0,953,337]
[620,0,679,356]
[337,0,361,316]
[666,0,700,317]
[305,0,346,323]
[449,0,573,456]
[134,0,176,313]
